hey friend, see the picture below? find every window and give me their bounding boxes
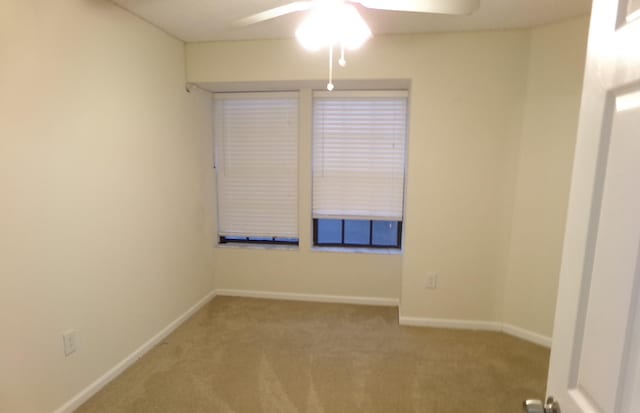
[214,92,299,246]
[312,91,407,249]
[314,219,402,248]
[219,236,299,245]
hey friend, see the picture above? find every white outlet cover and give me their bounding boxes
[425,273,438,289]
[63,330,77,356]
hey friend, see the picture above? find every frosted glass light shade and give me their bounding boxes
[295,2,371,51]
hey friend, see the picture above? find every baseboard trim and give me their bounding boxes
[215,292,551,347]
[399,316,502,331]
[52,289,217,413]
[52,289,550,413]
[399,315,551,348]
[215,289,399,307]
[502,323,552,348]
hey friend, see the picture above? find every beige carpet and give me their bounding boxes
[77,297,549,412]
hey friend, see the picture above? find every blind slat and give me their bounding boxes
[312,93,407,221]
[215,93,298,238]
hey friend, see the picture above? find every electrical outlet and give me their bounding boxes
[425,273,438,289]
[62,330,77,356]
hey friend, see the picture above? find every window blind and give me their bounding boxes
[214,92,298,238]
[312,91,407,221]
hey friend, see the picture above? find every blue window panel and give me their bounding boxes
[317,219,342,243]
[224,236,247,241]
[248,236,273,241]
[372,221,398,246]
[275,237,299,243]
[344,220,370,245]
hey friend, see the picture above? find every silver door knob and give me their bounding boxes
[523,396,561,413]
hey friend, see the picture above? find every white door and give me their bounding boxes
[542,0,640,412]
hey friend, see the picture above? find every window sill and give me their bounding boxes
[311,246,403,255]
[216,243,298,251]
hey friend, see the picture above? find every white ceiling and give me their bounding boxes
[111,0,592,43]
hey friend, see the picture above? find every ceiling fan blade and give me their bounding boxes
[234,1,312,27]
[354,0,480,15]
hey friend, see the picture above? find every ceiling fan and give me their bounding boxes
[235,0,480,90]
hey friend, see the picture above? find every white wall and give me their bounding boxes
[0,1,214,412]
[187,30,532,318]
[501,17,589,337]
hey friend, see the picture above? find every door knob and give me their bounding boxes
[523,396,561,413]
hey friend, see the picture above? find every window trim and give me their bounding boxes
[211,87,410,253]
[219,236,299,246]
[312,219,403,249]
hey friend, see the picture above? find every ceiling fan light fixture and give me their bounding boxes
[295,10,330,51]
[295,2,371,51]
[239,0,479,91]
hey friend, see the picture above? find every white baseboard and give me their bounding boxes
[52,289,550,413]
[399,315,551,348]
[216,291,551,347]
[215,288,399,307]
[52,289,217,413]
[502,323,552,348]
[399,316,502,331]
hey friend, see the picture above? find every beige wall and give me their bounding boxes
[0,1,214,412]
[187,31,532,317]
[208,89,403,300]
[501,17,589,337]
[0,3,589,409]
[188,19,589,330]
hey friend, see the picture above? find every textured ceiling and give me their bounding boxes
[111,0,592,42]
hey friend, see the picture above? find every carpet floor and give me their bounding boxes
[76,297,549,412]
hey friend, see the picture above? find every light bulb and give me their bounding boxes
[295,16,327,51]
[296,1,339,51]
[296,2,371,51]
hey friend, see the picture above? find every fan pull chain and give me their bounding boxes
[327,45,334,91]
[339,43,346,67]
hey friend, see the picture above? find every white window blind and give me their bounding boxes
[214,92,298,238]
[312,91,407,221]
